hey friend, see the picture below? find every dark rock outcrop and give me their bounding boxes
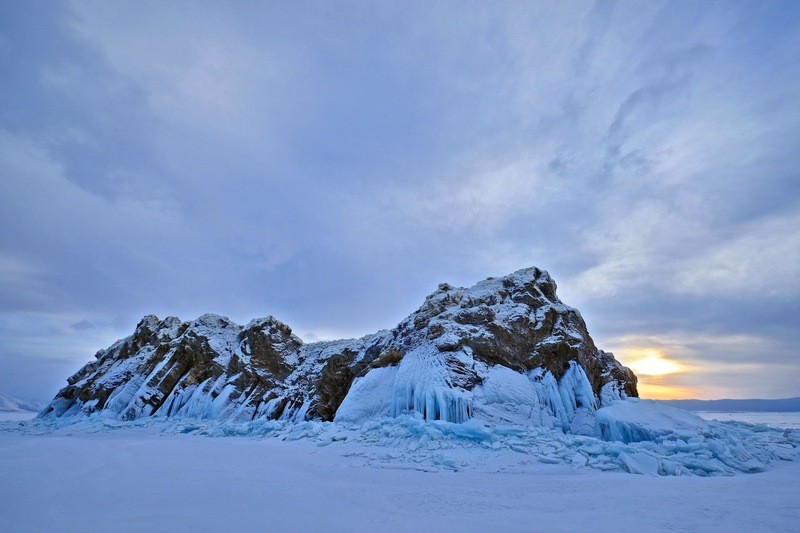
[40,267,637,426]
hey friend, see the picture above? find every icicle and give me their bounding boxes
[389,344,473,423]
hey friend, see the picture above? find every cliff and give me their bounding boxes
[41,267,637,433]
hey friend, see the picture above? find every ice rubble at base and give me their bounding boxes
[16,401,799,477]
[22,358,800,477]
[327,358,798,475]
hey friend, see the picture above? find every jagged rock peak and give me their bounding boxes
[41,266,637,433]
[426,266,556,298]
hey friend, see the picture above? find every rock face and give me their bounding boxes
[41,267,637,432]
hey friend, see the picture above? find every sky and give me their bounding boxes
[0,1,798,401]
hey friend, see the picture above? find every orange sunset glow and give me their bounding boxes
[615,348,698,400]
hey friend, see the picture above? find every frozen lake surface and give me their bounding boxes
[0,426,799,532]
[0,412,37,423]
[1,403,800,532]
[695,411,800,430]
[7,409,800,428]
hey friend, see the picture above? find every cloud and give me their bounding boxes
[0,130,186,310]
[0,310,126,399]
[0,1,798,400]
[675,211,800,298]
[604,331,799,399]
[0,251,48,306]
[568,202,800,304]
[69,319,96,331]
[68,1,302,142]
[383,153,554,235]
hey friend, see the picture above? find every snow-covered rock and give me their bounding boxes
[27,264,800,477]
[41,266,640,435]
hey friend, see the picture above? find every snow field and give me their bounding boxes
[0,428,798,532]
[12,399,800,478]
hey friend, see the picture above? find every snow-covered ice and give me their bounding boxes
[9,397,800,477]
[695,411,800,430]
[1,420,799,532]
[4,400,800,531]
[12,264,800,529]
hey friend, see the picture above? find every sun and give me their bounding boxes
[612,347,698,399]
[628,350,683,376]
[615,347,688,378]
[614,348,692,399]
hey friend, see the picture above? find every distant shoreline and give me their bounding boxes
[657,397,800,412]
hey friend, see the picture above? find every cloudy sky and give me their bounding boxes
[1,1,798,401]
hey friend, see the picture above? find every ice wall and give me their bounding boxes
[471,362,600,432]
[336,353,611,435]
[390,345,473,423]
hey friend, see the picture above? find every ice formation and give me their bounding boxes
[32,266,800,475]
[16,402,799,477]
[41,266,637,427]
